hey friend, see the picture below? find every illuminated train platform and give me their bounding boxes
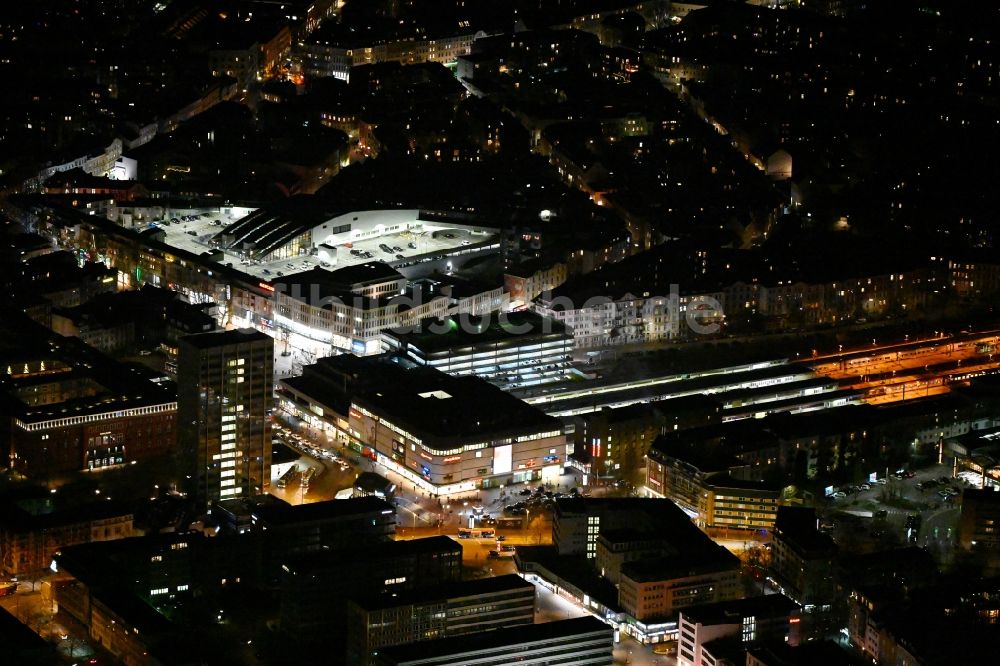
[516,330,1000,419]
[522,363,819,417]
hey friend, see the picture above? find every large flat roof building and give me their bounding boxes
[279,355,568,494]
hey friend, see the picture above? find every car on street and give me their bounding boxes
[832,491,847,499]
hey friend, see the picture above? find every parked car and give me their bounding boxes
[832,491,847,499]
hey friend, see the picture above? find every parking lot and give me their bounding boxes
[821,463,968,553]
[154,209,247,267]
[154,211,494,281]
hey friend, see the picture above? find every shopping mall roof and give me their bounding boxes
[213,198,339,259]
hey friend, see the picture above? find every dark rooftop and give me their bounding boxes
[774,506,836,555]
[0,497,132,533]
[251,495,394,527]
[349,574,534,611]
[321,358,562,447]
[620,544,740,583]
[702,472,782,494]
[681,594,799,626]
[747,639,865,666]
[178,328,272,350]
[284,535,460,575]
[322,261,404,287]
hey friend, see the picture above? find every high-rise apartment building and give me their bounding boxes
[178,329,273,507]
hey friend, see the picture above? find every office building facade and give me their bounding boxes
[178,330,273,506]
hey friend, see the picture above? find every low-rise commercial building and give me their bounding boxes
[677,595,799,666]
[553,497,678,558]
[345,575,535,665]
[375,616,614,666]
[696,474,783,532]
[281,536,463,642]
[595,529,673,586]
[618,549,742,623]
[213,495,396,577]
[645,427,774,505]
